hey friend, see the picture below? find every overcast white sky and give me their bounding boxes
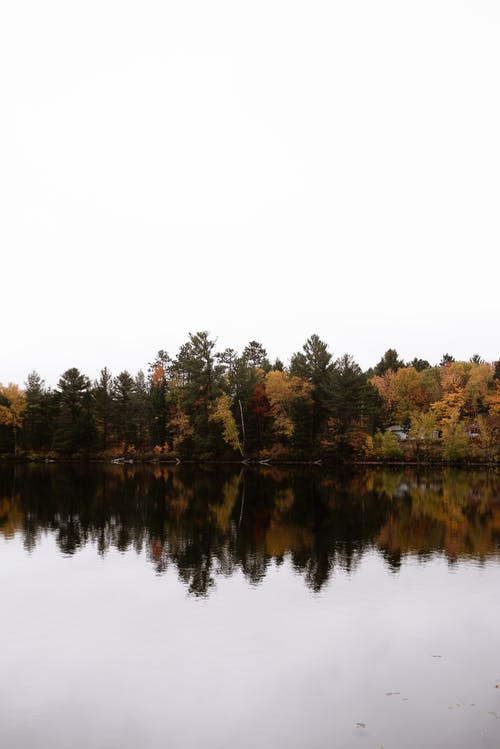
[1,0,499,385]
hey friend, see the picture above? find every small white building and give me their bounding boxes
[386,425,407,441]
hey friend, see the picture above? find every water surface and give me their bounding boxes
[1,465,499,748]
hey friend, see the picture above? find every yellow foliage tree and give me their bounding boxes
[419,367,442,404]
[371,366,428,423]
[264,370,312,438]
[430,390,465,427]
[209,395,243,455]
[169,410,194,453]
[390,367,427,422]
[0,383,27,456]
[442,412,469,461]
[370,370,395,411]
[409,410,439,443]
[463,363,493,416]
[440,361,472,394]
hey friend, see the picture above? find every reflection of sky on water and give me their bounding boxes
[1,534,500,749]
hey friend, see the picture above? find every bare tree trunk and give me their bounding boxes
[238,399,246,454]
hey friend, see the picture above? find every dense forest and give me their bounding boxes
[1,333,499,462]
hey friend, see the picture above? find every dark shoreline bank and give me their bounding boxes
[1,457,498,468]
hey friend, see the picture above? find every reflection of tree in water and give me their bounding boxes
[373,469,500,565]
[0,465,499,596]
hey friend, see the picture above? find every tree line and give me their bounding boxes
[0,333,499,461]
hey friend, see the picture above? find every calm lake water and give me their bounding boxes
[1,465,500,749]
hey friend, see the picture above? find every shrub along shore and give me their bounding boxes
[1,334,499,464]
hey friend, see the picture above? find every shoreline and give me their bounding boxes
[1,457,498,468]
